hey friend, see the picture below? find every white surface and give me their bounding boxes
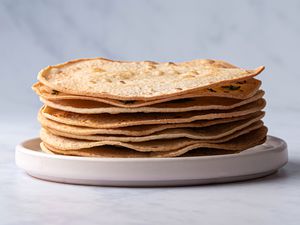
[15,137,287,187]
[1,0,300,224]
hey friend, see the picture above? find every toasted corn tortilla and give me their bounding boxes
[150,127,267,157]
[181,148,240,157]
[40,122,263,152]
[33,78,261,108]
[39,90,264,114]
[37,58,264,100]
[41,98,266,128]
[43,118,263,142]
[40,143,55,154]
[40,127,267,158]
[38,110,264,136]
[41,142,240,158]
[41,142,148,158]
[180,59,237,68]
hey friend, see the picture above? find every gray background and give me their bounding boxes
[0,0,299,139]
[1,1,300,225]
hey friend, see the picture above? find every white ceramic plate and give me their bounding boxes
[15,136,288,187]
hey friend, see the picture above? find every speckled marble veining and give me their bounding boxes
[1,0,300,224]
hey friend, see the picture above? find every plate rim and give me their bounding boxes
[15,135,288,186]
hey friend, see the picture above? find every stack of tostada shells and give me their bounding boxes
[32,58,267,158]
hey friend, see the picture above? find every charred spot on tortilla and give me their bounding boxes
[51,90,59,95]
[221,85,241,91]
[207,88,217,93]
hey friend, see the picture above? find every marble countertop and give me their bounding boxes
[1,110,300,225]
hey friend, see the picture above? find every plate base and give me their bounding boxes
[26,170,277,187]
